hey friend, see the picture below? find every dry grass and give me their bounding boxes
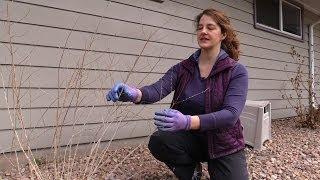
[0,2,200,179]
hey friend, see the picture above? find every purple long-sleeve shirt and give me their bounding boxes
[140,49,248,131]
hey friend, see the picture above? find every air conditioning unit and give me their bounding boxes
[240,100,271,150]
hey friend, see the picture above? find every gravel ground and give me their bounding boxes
[1,118,319,179]
[246,118,320,180]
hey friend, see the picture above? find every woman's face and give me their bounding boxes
[196,15,225,50]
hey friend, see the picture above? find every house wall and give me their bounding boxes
[0,0,319,152]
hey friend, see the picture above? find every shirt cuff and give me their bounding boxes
[199,113,217,131]
[137,87,150,104]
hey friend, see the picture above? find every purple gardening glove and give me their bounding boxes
[106,82,139,102]
[154,108,191,132]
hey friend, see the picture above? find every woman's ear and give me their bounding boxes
[221,33,226,40]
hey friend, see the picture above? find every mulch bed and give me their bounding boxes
[1,118,319,179]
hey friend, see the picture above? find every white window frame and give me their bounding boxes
[254,0,303,41]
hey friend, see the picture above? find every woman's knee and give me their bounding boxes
[148,131,198,165]
[148,131,171,161]
[148,132,161,156]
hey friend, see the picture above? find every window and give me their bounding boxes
[254,0,303,40]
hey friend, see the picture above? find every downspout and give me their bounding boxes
[309,20,320,108]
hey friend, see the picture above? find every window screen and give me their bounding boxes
[256,0,280,29]
[282,1,301,36]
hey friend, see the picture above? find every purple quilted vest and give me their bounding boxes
[171,55,245,159]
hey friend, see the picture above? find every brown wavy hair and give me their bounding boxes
[195,8,240,60]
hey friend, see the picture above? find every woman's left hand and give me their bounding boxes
[154,109,191,132]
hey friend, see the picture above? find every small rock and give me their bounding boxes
[278,169,283,174]
[271,174,278,179]
[300,152,306,158]
[19,177,30,180]
[260,172,267,178]
[311,152,319,158]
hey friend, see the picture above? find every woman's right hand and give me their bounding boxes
[106,82,140,103]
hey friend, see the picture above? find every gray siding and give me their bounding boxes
[0,0,319,152]
[314,23,320,102]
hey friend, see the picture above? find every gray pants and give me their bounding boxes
[148,131,249,180]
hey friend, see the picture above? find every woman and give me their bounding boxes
[107,8,249,180]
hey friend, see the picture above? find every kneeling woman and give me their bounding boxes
[107,8,249,180]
